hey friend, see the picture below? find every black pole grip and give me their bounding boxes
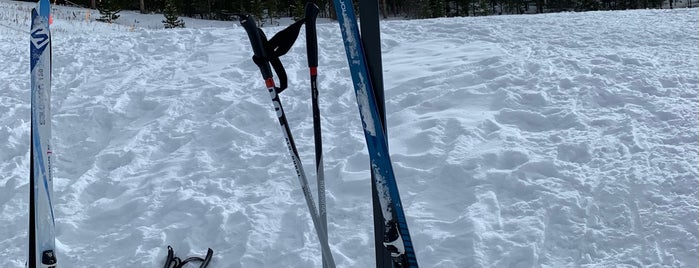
[240,14,273,79]
[305,2,319,68]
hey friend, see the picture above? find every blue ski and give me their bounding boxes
[29,0,57,267]
[331,1,418,267]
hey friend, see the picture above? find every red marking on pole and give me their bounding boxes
[310,67,317,76]
[265,78,275,88]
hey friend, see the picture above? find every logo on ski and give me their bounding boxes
[31,27,49,52]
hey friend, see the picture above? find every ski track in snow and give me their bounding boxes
[2,1,698,267]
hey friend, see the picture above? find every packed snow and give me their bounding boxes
[1,1,698,267]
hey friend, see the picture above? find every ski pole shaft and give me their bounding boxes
[304,3,327,268]
[266,85,336,268]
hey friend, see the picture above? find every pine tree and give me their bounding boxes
[416,0,431,18]
[431,0,445,17]
[578,0,601,11]
[263,0,280,26]
[477,0,489,15]
[250,0,264,26]
[163,0,185,28]
[96,0,121,23]
[292,0,305,20]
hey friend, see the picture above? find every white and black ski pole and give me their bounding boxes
[240,14,336,268]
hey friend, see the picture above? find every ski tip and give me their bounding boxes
[30,3,53,30]
[30,7,47,30]
[38,0,51,20]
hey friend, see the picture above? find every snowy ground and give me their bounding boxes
[1,1,698,267]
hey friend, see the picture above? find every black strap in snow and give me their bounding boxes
[163,245,213,268]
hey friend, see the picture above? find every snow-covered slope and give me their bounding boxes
[2,1,698,267]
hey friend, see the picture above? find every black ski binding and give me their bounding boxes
[41,250,57,268]
[163,245,213,268]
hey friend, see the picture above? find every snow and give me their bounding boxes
[2,0,699,267]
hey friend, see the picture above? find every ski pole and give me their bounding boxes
[303,3,329,268]
[239,14,336,268]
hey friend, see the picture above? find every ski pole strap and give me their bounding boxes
[163,245,213,268]
[240,15,309,93]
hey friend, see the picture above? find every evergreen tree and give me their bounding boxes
[263,0,280,25]
[416,0,431,18]
[62,0,688,22]
[250,0,264,25]
[292,0,305,20]
[477,0,489,15]
[163,0,186,28]
[430,0,445,17]
[96,0,121,22]
[578,0,601,11]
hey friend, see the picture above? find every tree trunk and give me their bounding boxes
[538,0,544,13]
[91,0,96,9]
[140,0,145,13]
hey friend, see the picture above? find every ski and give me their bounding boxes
[357,0,393,267]
[29,0,57,267]
[238,11,336,268]
[331,1,419,267]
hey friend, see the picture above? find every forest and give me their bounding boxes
[17,0,694,22]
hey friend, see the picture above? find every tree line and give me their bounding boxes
[17,0,689,21]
